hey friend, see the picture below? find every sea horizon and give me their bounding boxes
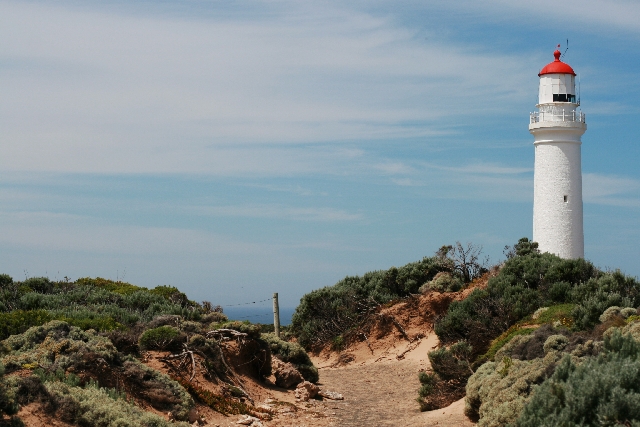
[222,306,295,326]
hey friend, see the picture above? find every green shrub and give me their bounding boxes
[149,285,195,309]
[0,274,13,288]
[517,331,640,427]
[261,333,312,365]
[201,311,228,324]
[75,277,144,295]
[1,321,118,373]
[120,359,194,420]
[465,351,561,427]
[570,271,640,330]
[529,303,575,326]
[434,289,512,355]
[138,326,182,351]
[542,334,569,354]
[214,321,262,339]
[0,362,19,417]
[291,256,449,348]
[417,371,437,397]
[502,325,565,361]
[189,334,206,347]
[420,272,464,293]
[0,310,53,340]
[435,248,605,353]
[428,341,473,380]
[22,277,54,294]
[44,381,190,427]
[482,326,536,362]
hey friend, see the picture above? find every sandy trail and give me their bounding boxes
[311,334,476,427]
[318,361,474,427]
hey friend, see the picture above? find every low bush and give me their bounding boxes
[528,303,575,326]
[417,341,474,412]
[465,351,562,427]
[517,331,640,427]
[0,362,19,418]
[291,255,451,348]
[428,341,473,380]
[542,334,569,354]
[201,311,228,324]
[44,381,190,427]
[121,359,194,420]
[419,272,464,293]
[261,333,318,382]
[417,371,437,398]
[75,277,145,295]
[435,290,512,355]
[0,310,53,341]
[213,321,262,339]
[481,326,536,362]
[434,243,638,356]
[1,321,118,373]
[138,326,184,351]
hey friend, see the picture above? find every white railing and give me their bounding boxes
[530,111,586,124]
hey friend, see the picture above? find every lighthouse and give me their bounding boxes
[530,48,586,259]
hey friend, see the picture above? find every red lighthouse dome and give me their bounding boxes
[539,49,576,76]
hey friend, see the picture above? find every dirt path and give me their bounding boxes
[317,360,474,427]
[310,334,476,427]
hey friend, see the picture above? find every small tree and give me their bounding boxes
[504,237,540,260]
[437,242,488,283]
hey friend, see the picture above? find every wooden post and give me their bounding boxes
[273,292,280,338]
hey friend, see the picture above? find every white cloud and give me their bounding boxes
[0,1,536,175]
[188,204,362,222]
[584,173,640,207]
[483,0,640,35]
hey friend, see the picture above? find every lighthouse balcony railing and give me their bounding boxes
[530,111,585,124]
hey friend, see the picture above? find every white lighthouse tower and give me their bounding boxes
[530,47,586,259]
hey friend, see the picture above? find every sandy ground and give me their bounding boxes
[309,332,475,427]
[198,330,476,427]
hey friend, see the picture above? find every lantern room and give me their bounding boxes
[537,49,578,105]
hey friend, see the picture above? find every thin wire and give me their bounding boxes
[232,312,273,320]
[221,297,272,307]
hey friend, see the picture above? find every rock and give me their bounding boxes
[237,415,261,425]
[256,404,274,413]
[318,389,344,400]
[272,358,304,388]
[295,380,320,401]
[188,407,200,423]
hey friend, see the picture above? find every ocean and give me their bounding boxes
[221,306,295,326]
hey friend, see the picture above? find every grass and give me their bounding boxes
[529,303,576,326]
[479,304,577,363]
[482,326,536,362]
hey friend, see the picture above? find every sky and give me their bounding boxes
[1,0,640,311]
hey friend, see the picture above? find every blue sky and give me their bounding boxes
[1,0,639,309]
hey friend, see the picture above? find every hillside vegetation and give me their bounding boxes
[291,242,486,349]
[293,238,640,426]
[0,274,318,426]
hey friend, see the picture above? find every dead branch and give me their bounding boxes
[160,349,197,381]
[396,337,422,360]
[360,333,374,354]
[380,314,411,342]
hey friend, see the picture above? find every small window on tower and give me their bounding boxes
[564,195,568,202]
[553,94,576,103]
